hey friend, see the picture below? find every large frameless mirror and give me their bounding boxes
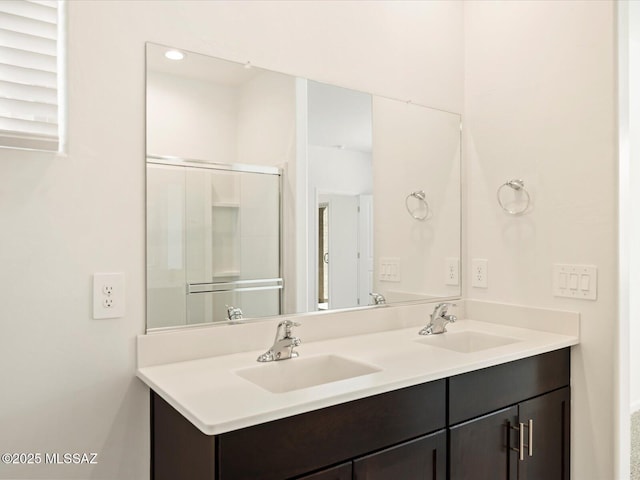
[145,42,461,330]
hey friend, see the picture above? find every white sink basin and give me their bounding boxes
[415,331,519,353]
[235,354,381,393]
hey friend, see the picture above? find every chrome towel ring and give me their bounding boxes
[405,190,431,220]
[497,179,530,215]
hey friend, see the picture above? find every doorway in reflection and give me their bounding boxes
[307,81,374,312]
[317,203,329,310]
[315,194,374,311]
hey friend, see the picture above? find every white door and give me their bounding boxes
[319,194,359,309]
[358,195,374,305]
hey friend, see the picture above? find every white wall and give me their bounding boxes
[147,68,296,167]
[236,71,296,168]
[464,1,617,478]
[0,1,463,478]
[147,71,238,161]
[373,97,461,302]
[629,0,640,414]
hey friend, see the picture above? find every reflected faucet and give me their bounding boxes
[226,305,243,322]
[257,320,301,362]
[370,292,386,305]
[419,303,457,335]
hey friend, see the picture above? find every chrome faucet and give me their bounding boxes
[370,292,386,305]
[419,303,457,335]
[226,305,243,322]
[257,320,302,362]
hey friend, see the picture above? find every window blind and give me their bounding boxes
[0,0,59,151]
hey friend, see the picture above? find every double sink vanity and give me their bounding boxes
[137,301,579,480]
[141,43,579,480]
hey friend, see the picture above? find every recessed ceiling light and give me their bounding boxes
[165,50,185,61]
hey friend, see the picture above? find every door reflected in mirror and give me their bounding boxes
[145,42,460,331]
[317,203,328,310]
[307,80,373,313]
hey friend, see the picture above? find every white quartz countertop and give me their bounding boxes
[137,318,578,435]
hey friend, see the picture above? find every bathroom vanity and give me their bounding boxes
[151,348,569,480]
[151,348,570,480]
[141,41,578,480]
[138,308,577,480]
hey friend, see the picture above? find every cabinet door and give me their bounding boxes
[449,406,518,480]
[448,349,570,425]
[217,381,445,480]
[352,430,446,480]
[517,387,570,480]
[296,462,352,480]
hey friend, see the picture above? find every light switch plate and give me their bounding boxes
[379,257,401,282]
[553,264,597,300]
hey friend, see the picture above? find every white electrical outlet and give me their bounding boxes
[445,257,459,286]
[472,259,488,288]
[93,273,125,319]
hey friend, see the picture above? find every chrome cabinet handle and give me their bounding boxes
[511,420,533,461]
[516,422,525,461]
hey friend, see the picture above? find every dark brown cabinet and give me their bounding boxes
[151,348,570,480]
[353,430,446,480]
[448,349,571,480]
[296,462,352,480]
[450,406,518,480]
[517,387,571,480]
[297,431,447,480]
[152,379,446,480]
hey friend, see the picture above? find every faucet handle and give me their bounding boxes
[370,292,386,305]
[433,302,457,315]
[225,304,243,321]
[436,302,457,308]
[278,320,301,338]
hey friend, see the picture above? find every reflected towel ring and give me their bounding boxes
[405,190,431,220]
[497,179,530,215]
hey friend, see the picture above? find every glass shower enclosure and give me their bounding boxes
[146,157,282,329]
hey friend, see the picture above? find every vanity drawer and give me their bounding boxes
[448,347,570,425]
[216,379,446,480]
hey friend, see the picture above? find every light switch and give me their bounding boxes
[580,274,590,291]
[569,274,579,290]
[553,264,597,300]
[379,257,401,282]
[559,273,567,288]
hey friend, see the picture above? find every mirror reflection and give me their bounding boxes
[306,80,373,312]
[146,42,460,330]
